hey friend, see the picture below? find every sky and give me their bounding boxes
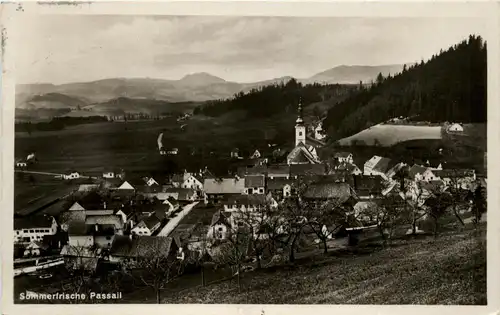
[16,16,488,84]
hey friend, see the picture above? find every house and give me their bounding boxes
[302,181,358,208]
[181,174,204,190]
[230,148,241,159]
[102,170,124,179]
[334,152,354,164]
[386,162,408,179]
[432,169,476,189]
[109,235,180,265]
[167,148,179,155]
[115,206,138,231]
[314,121,326,141]
[203,177,245,203]
[244,175,266,195]
[267,178,295,199]
[363,156,391,179]
[60,245,100,272]
[163,197,180,213]
[250,149,262,159]
[66,213,124,249]
[14,216,58,244]
[143,177,159,187]
[222,194,278,213]
[290,164,327,178]
[16,160,27,168]
[23,241,50,257]
[63,171,81,180]
[237,165,268,177]
[131,215,162,236]
[164,188,198,202]
[117,180,135,191]
[352,175,384,200]
[408,164,429,181]
[336,162,362,175]
[447,123,464,132]
[267,165,290,179]
[207,210,232,240]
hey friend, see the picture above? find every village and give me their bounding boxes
[13,101,487,302]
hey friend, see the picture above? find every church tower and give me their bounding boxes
[295,99,306,147]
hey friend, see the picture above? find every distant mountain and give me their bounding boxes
[307,64,409,85]
[178,72,227,86]
[17,92,89,110]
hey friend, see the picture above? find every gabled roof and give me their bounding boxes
[75,191,106,210]
[118,181,135,190]
[244,175,265,188]
[372,157,391,173]
[110,235,178,258]
[85,215,123,227]
[203,177,245,194]
[287,142,320,164]
[210,210,231,227]
[352,175,384,196]
[408,164,428,178]
[14,215,54,230]
[290,164,326,176]
[142,215,161,230]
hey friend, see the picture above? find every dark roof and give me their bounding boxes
[267,165,290,176]
[352,175,384,195]
[77,191,106,210]
[290,164,326,176]
[334,152,352,158]
[420,180,445,192]
[14,215,54,230]
[203,177,245,194]
[408,165,428,178]
[267,178,295,190]
[110,235,178,258]
[142,215,161,230]
[210,210,231,227]
[237,165,268,177]
[164,188,197,200]
[222,194,268,206]
[245,175,265,188]
[67,221,90,236]
[303,182,355,202]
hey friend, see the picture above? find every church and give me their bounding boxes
[286,101,323,165]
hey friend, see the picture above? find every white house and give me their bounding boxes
[163,197,180,213]
[103,171,115,179]
[314,121,326,141]
[64,172,81,180]
[223,194,278,213]
[447,123,464,132]
[181,174,203,190]
[143,177,159,187]
[207,211,231,240]
[16,160,27,168]
[334,152,354,164]
[250,150,262,159]
[131,215,161,236]
[23,241,49,257]
[14,216,58,244]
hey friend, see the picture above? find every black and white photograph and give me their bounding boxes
[1,1,497,311]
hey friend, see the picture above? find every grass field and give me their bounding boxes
[338,124,443,146]
[162,227,486,305]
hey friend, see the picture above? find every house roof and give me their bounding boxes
[164,188,196,200]
[334,152,352,158]
[14,215,54,230]
[85,215,123,227]
[408,165,428,178]
[76,191,106,210]
[67,221,91,235]
[267,165,290,176]
[290,164,326,176]
[237,165,268,177]
[203,177,245,194]
[267,178,295,190]
[222,194,269,206]
[210,210,231,227]
[244,175,265,188]
[110,235,178,258]
[386,162,407,178]
[372,157,391,173]
[141,215,161,230]
[352,175,384,196]
[303,182,355,202]
[420,180,445,192]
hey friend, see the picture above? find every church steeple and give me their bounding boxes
[295,98,306,147]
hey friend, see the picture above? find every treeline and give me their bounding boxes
[193,79,357,118]
[324,35,487,140]
[16,116,108,133]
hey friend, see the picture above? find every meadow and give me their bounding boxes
[338,124,443,146]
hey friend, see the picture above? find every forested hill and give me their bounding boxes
[193,80,357,118]
[323,35,487,140]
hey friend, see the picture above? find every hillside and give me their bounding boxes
[323,35,487,140]
[16,65,405,108]
[307,64,408,84]
[17,92,89,110]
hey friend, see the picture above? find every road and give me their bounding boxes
[157,201,199,237]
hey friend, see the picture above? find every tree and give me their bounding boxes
[280,191,311,263]
[471,183,486,227]
[424,190,453,238]
[122,237,185,304]
[376,72,384,85]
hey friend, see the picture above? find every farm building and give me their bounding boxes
[363,156,391,179]
[244,175,266,195]
[64,171,81,180]
[447,123,464,132]
[14,215,58,244]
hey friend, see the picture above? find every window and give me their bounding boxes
[218,227,223,231]
[16,231,19,235]
[23,229,28,233]
[259,188,264,193]
[29,230,34,233]
[299,132,303,136]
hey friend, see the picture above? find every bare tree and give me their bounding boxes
[424,189,453,238]
[121,237,185,304]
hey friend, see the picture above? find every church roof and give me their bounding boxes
[287,143,320,164]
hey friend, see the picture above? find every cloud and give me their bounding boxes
[15,16,488,84]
